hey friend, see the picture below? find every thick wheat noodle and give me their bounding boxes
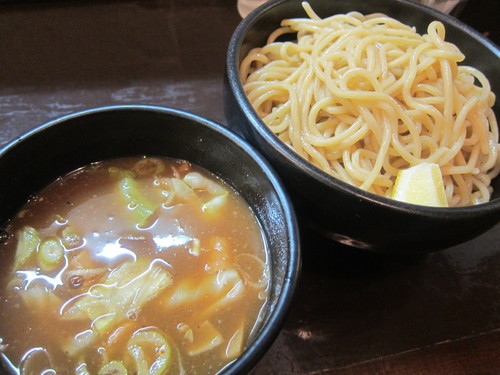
[240,1,500,206]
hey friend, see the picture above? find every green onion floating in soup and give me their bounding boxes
[0,156,270,374]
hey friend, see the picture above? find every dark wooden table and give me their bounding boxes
[0,1,499,374]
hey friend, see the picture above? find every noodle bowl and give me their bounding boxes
[0,106,301,373]
[240,2,500,207]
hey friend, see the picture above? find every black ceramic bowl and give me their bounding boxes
[224,0,500,254]
[0,105,300,374]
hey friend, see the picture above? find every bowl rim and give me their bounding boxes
[0,104,302,375]
[226,0,500,218]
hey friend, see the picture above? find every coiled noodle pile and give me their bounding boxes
[240,2,500,206]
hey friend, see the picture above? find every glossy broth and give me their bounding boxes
[0,156,270,374]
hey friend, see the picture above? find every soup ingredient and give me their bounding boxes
[127,329,170,375]
[13,226,40,270]
[98,360,127,375]
[0,156,269,374]
[62,259,173,335]
[18,347,53,375]
[240,2,499,206]
[392,163,448,207]
[38,238,65,271]
[118,173,157,227]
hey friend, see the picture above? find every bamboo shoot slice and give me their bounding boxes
[224,321,245,359]
[185,320,223,356]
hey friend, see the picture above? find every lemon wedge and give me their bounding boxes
[392,163,448,207]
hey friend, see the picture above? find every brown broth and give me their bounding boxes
[0,156,270,374]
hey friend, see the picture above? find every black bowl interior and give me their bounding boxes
[225,0,500,253]
[0,105,300,374]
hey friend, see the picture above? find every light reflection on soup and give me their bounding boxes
[0,156,270,374]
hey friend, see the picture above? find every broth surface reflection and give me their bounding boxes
[0,156,270,375]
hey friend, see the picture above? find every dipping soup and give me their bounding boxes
[0,156,270,374]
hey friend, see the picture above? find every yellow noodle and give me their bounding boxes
[240,2,500,206]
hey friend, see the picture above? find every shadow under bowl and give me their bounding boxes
[224,0,500,254]
[0,105,301,374]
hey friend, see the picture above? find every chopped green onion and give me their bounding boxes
[128,330,171,375]
[38,238,64,271]
[98,361,128,375]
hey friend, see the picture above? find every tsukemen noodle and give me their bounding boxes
[0,156,270,374]
[240,2,500,206]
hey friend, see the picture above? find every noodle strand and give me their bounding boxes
[241,3,500,206]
